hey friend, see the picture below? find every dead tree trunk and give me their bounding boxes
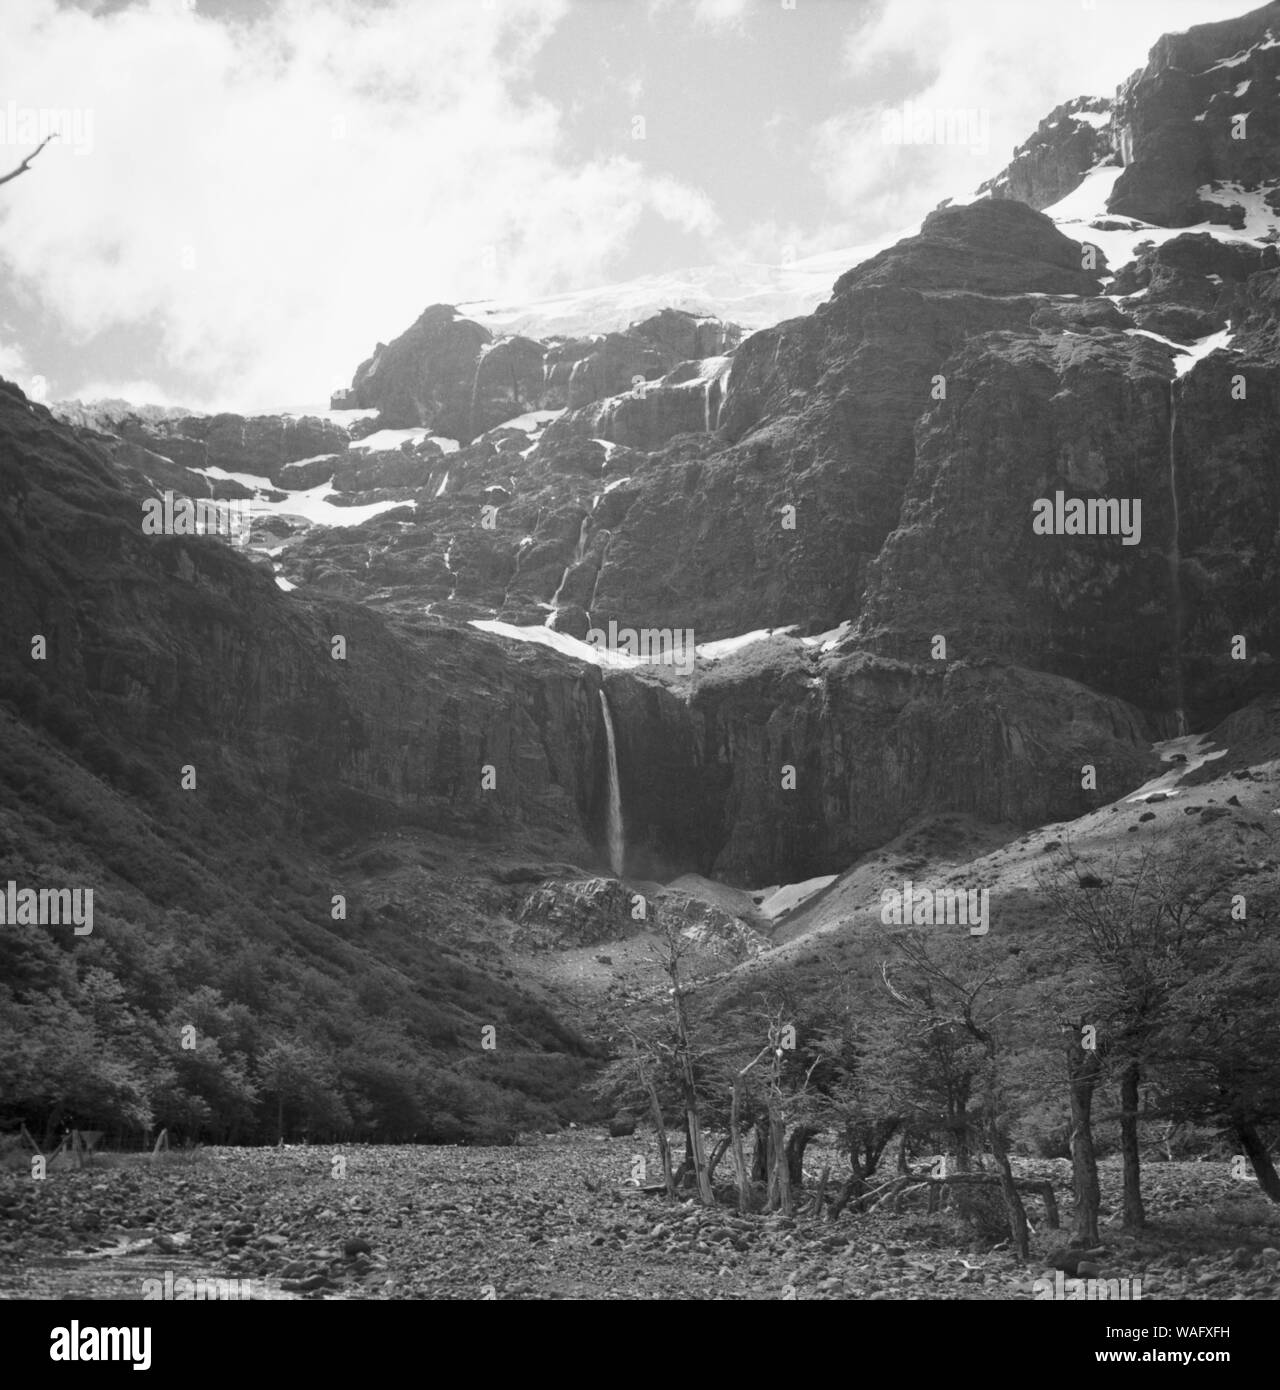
[1235,1117,1280,1202]
[987,1118,1030,1260]
[671,1122,694,1190]
[729,1078,750,1213]
[765,1041,792,1216]
[1118,1061,1145,1229]
[829,1173,870,1220]
[666,970,713,1204]
[730,1047,770,1213]
[785,1124,820,1190]
[766,1105,789,1213]
[811,1165,831,1218]
[751,1118,769,1184]
[642,1072,676,1197]
[1066,1025,1102,1243]
[706,1132,731,1183]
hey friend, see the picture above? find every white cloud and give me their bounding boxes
[64,378,190,409]
[693,0,751,25]
[0,0,720,411]
[648,0,749,28]
[0,338,29,382]
[714,216,857,266]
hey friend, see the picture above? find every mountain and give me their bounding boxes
[3,2,1280,1154]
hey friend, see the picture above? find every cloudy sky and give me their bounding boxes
[0,0,1256,411]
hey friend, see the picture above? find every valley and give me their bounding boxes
[2,0,1280,1313]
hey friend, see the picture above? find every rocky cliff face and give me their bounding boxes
[0,388,611,859]
[334,302,741,439]
[978,97,1113,211]
[980,1,1280,229]
[9,4,1280,897]
[0,373,1162,889]
[1110,1,1280,227]
[603,652,1153,883]
[851,321,1280,726]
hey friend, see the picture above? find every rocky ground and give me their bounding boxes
[1,1138,1277,1301]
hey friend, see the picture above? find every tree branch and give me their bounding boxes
[0,135,57,189]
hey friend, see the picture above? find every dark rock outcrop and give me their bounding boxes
[1109,1,1280,227]
[342,304,492,435]
[979,97,1114,211]
[584,200,1103,640]
[98,409,353,487]
[603,655,1153,883]
[333,305,742,440]
[978,4,1280,231]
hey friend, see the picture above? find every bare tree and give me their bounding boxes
[1039,835,1238,1231]
[880,933,1032,1259]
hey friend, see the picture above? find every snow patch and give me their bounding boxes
[282,453,342,469]
[696,626,798,661]
[1124,734,1226,803]
[470,620,644,669]
[271,405,379,425]
[191,465,276,490]
[256,482,413,528]
[1043,166,1280,279]
[453,226,922,342]
[1125,326,1236,375]
[349,428,431,453]
[1196,181,1280,242]
[802,620,853,651]
[489,408,564,435]
[758,875,838,921]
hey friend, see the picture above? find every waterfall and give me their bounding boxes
[715,364,732,431]
[1168,381,1188,735]
[467,357,482,443]
[545,517,591,627]
[598,689,625,877]
[586,531,612,622]
[443,537,458,601]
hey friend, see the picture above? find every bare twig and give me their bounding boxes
[0,135,57,189]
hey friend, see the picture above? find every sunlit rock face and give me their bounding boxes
[332,303,742,438]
